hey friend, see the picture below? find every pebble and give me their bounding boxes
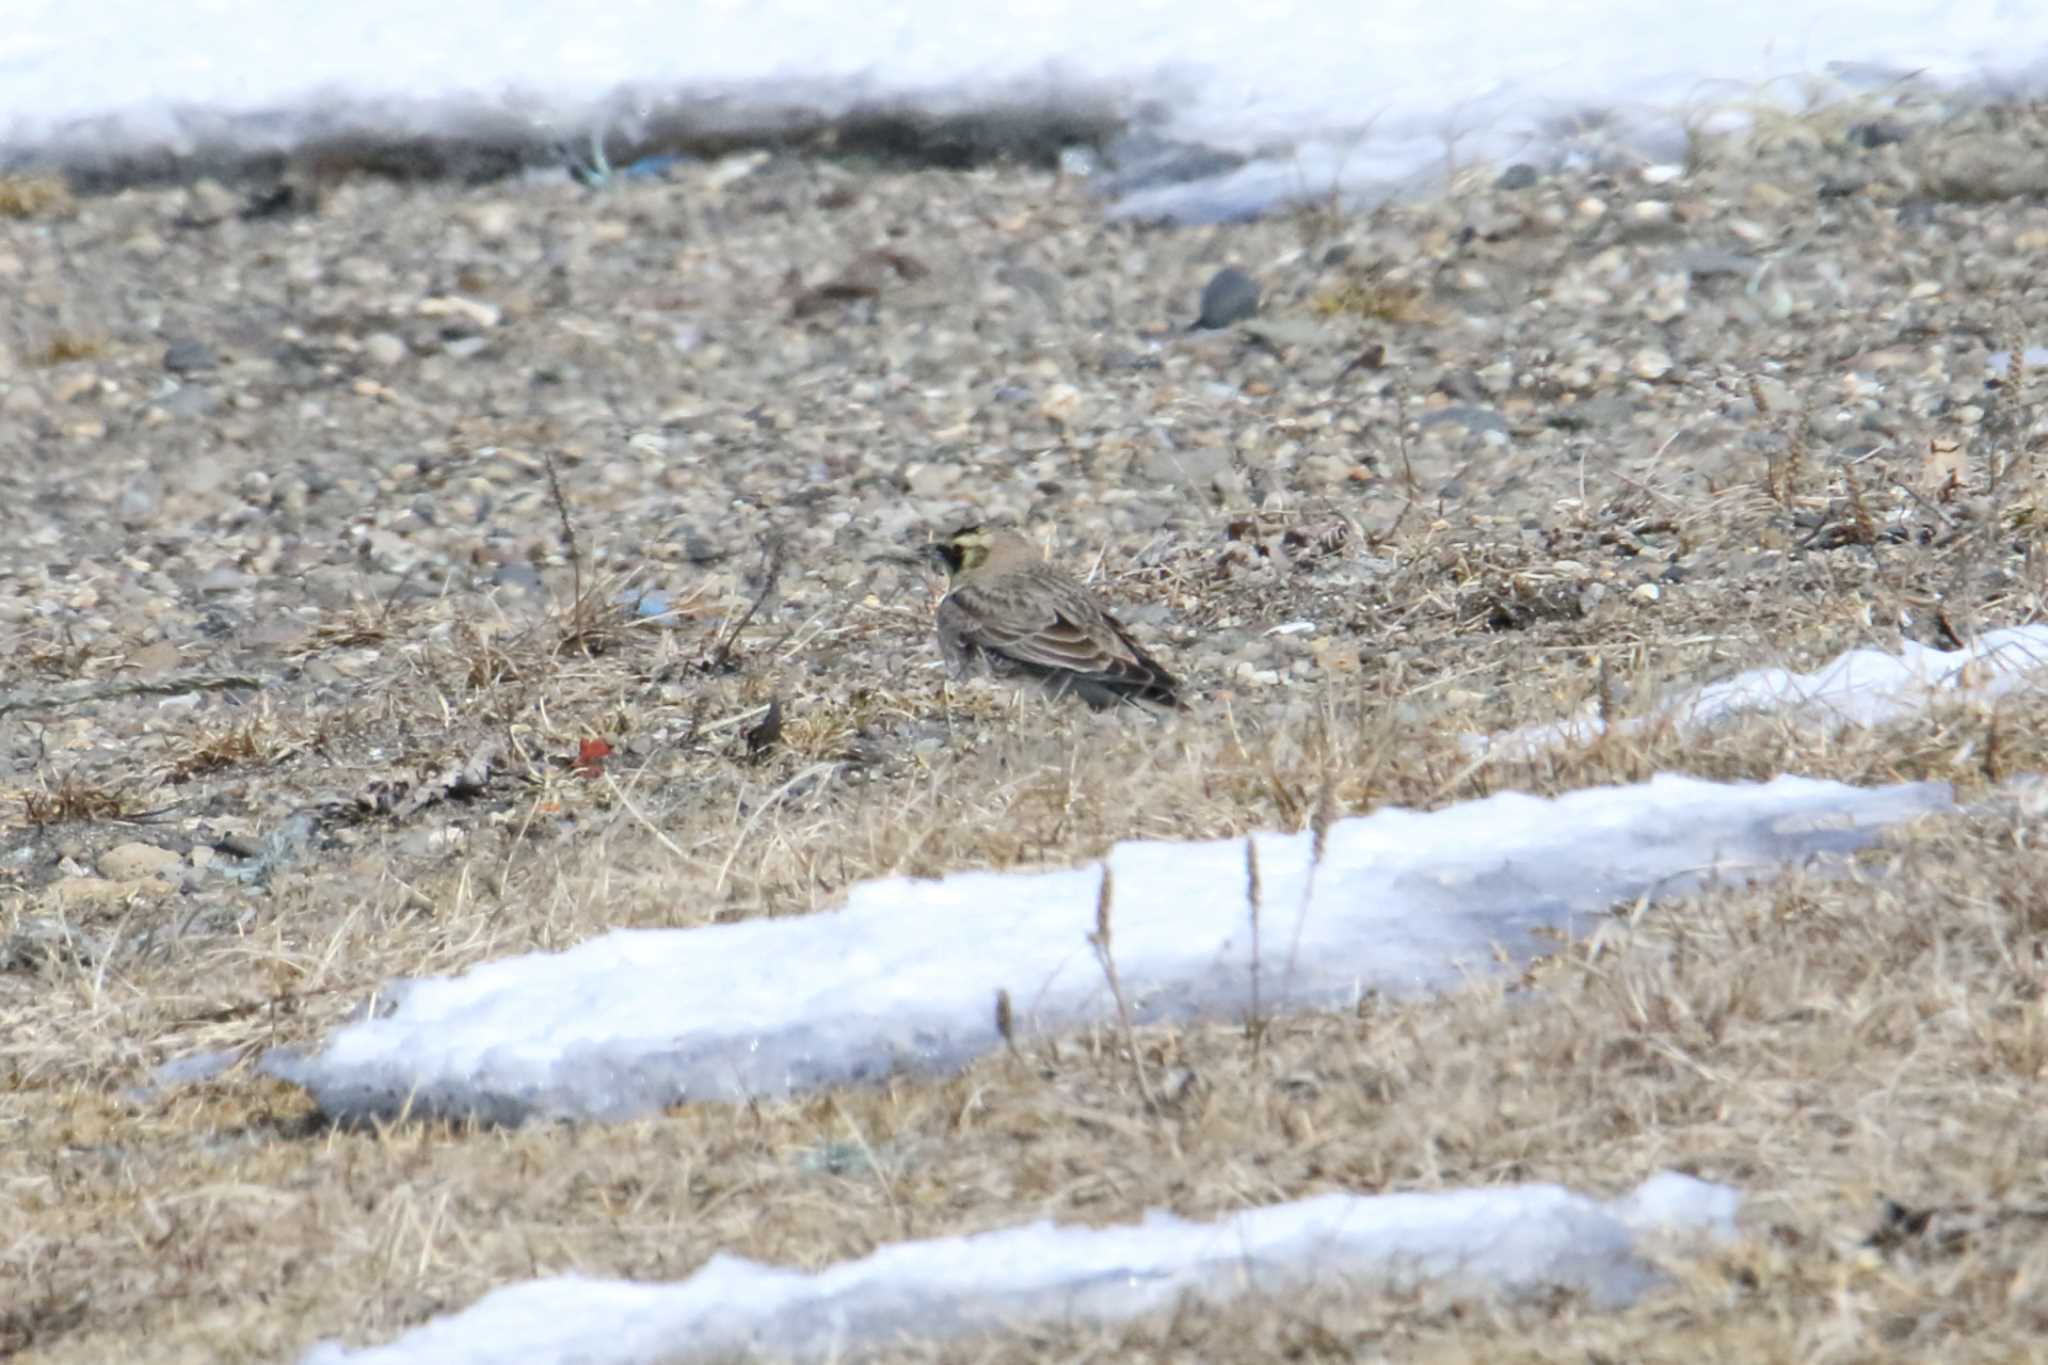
[363,332,407,367]
[162,337,217,374]
[155,385,220,418]
[99,841,183,882]
[53,875,172,906]
[1193,267,1259,329]
[1629,347,1674,381]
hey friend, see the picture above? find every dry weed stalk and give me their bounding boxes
[994,987,1019,1061]
[1244,837,1265,1063]
[1088,863,1160,1111]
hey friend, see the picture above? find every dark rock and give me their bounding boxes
[1848,122,1908,150]
[1192,267,1259,330]
[163,337,217,374]
[1668,248,1758,280]
[1495,163,1539,191]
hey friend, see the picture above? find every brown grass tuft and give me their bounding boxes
[0,172,74,219]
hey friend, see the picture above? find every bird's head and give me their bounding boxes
[927,525,996,580]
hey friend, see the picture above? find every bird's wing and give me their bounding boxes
[954,581,1165,686]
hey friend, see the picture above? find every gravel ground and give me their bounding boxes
[5,98,2044,902]
[5,92,2048,1361]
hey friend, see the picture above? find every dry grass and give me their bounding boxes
[8,582,2048,1361]
[9,125,2048,1363]
[1310,266,1435,325]
[25,331,106,367]
[0,173,74,220]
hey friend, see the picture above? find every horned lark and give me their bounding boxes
[928,526,1182,709]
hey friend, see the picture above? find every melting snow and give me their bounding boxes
[302,1172,1739,1365]
[1482,624,2048,757]
[263,773,1947,1124]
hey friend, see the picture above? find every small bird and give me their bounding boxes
[927,526,1182,710]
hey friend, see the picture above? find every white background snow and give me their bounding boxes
[6,0,2047,217]
[16,4,2047,1357]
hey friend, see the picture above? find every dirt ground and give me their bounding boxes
[4,94,2048,1361]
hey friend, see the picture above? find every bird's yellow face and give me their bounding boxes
[928,526,995,580]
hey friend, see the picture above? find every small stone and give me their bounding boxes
[363,332,407,367]
[491,562,544,594]
[1038,383,1082,425]
[54,875,171,906]
[53,372,97,403]
[1231,660,1281,687]
[904,462,962,496]
[118,475,162,525]
[156,385,220,418]
[1193,267,1259,330]
[198,564,254,594]
[162,337,217,374]
[418,296,501,329]
[1418,404,1510,437]
[99,841,182,882]
[1494,163,1538,191]
[1633,582,1662,602]
[460,201,519,242]
[1629,347,1673,382]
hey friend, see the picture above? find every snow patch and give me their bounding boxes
[1481,625,2048,758]
[265,773,1947,1124]
[301,1171,1738,1365]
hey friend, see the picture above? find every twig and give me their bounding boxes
[0,672,267,720]
[713,538,785,670]
[1245,836,1265,1061]
[829,1097,904,1231]
[541,450,583,606]
[1087,863,1161,1111]
[712,761,838,895]
[994,988,1020,1061]
[1282,774,1338,994]
[602,771,692,864]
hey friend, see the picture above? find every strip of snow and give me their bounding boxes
[5,1,2045,218]
[1479,624,2048,758]
[264,774,1947,1124]
[300,1171,1737,1365]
